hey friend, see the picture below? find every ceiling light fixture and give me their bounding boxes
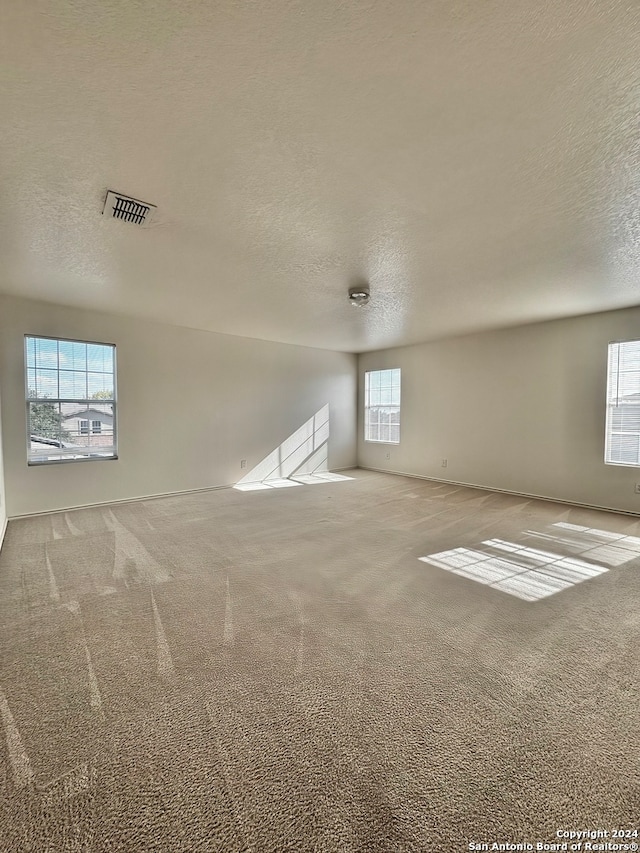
[348,285,370,307]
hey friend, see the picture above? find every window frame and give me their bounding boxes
[364,368,401,444]
[604,338,640,468]
[24,334,118,466]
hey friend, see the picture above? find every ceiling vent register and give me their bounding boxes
[102,191,156,227]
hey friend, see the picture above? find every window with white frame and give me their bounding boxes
[25,335,117,464]
[605,339,640,466]
[364,368,401,443]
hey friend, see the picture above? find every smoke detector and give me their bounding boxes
[102,191,156,227]
[348,285,370,307]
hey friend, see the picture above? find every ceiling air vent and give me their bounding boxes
[102,191,156,227]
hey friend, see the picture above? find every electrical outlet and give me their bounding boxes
[385,452,391,460]
[441,459,448,468]
[240,459,247,469]
[635,483,640,494]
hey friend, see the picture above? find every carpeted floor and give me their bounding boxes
[0,470,638,851]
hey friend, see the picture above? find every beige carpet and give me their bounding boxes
[0,470,638,851]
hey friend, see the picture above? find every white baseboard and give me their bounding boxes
[8,467,359,521]
[8,482,235,520]
[358,466,640,517]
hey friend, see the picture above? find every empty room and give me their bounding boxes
[0,1,639,850]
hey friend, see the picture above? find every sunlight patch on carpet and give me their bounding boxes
[420,530,612,601]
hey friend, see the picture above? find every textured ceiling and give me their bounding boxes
[1,0,639,352]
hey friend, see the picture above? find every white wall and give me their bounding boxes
[0,386,7,546]
[358,306,640,514]
[0,295,357,516]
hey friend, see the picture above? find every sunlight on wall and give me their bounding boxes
[234,405,353,491]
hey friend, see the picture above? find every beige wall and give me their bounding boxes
[0,387,6,545]
[358,306,640,514]
[0,295,357,516]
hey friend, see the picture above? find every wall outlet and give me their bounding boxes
[635,483,640,494]
[441,459,448,468]
[240,459,247,469]
[385,452,391,460]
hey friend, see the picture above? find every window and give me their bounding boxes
[78,419,101,435]
[364,368,401,443]
[605,339,640,466]
[25,335,117,464]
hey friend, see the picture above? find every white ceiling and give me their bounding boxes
[1,0,639,352]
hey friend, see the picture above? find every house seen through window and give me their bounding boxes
[364,368,401,443]
[25,335,117,464]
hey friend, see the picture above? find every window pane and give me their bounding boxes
[63,404,90,446]
[26,368,36,397]
[611,406,640,431]
[59,340,87,372]
[619,342,640,370]
[87,372,113,399]
[609,433,640,465]
[369,388,382,407]
[88,404,114,451]
[59,370,88,399]
[618,371,640,399]
[25,337,36,369]
[87,343,113,373]
[29,401,62,442]
[33,368,59,399]
[35,338,58,369]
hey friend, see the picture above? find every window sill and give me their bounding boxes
[28,455,118,467]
